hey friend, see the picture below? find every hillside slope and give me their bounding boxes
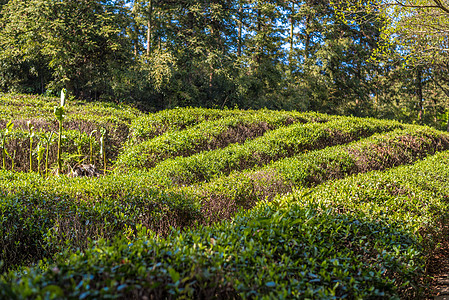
[0,93,448,299]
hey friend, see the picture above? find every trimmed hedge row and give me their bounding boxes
[116,111,327,170]
[0,93,141,134]
[128,108,332,144]
[138,116,406,187]
[4,151,449,299]
[0,93,143,168]
[0,171,201,272]
[182,125,449,222]
[128,107,250,143]
[0,124,444,273]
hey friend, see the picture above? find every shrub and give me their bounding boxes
[143,116,405,187]
[179,126,449,223]
[0,171,201,272]
[6,151,449,298]
[116,111,324,169]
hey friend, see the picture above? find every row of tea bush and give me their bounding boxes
[3,151,449,298]
[117,111,333,170]
[1,123,446,273]
[129,116,407,186]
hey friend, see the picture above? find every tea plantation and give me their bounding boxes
[1,93,449,299]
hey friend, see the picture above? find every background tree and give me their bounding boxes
[0,0,132,99]
[1,0,448,130]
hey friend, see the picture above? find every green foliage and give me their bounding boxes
[0,93,142,130]
[100,127,107,174]
[89,130,97,165]
[2,104,449,298]
[138,116,404,187]
[0,128,101,173]
[0,0,448,127]
[1,115,437,273]
[0,120,13,169]
[0,171,202,273]
[117,110,328,169]
[42,131,55,178]
[177,125,449,223]
[6,151,449,298]
[0,0,132,98]
[54,89,66,175]
[128,107,248,143]
[0,92,142,168]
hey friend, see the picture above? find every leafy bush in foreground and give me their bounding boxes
[0,124,445,274]
[5,151,449,299]
[0,172,201,272]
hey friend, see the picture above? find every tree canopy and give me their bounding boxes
[0,0,448,129]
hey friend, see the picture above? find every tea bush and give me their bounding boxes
[0,93,142,168]
[128,107,247,143]
[2,97,449,299]
[1,123,444,272]
[127,108,331,144]
[5,151,449,299]
[117,111,326,169]
[178,125,449,223]
[141,116,405,186]
[0,93,141,128]
[0,171,201,272]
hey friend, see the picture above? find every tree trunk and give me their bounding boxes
[416,67,424,122]
[289,1,295,65]
[256,2,261,68]
[147,0,152,56]
[304,14,311,60]
[238,4,243,57]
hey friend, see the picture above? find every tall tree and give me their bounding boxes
[332,0,449,127]
[0,0,132,98]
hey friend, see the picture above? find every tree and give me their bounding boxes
[0,0,132,99]
[331,0,449,128]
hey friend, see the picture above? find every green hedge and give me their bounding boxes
[0,93,143,167]
[4,151,449,299]
[128,107,249,143]
[0,171,201,272]
[178,125,449,223]
[0,93,141,128]
[128,108,331,144]
[1,124,443,273]
[116,111,326,170]
[140,116,405,187]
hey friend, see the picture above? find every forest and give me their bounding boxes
[1,0,449,129]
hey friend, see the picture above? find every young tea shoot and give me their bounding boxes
[35,141,45,176]
[54,89,66,175]
[42,131,54,178]
[89,130,97,165]
[0,121,13,170]
[75,130,82,157]
[27,121,34,172]
[11,150,16,171]
[100,127,107,174]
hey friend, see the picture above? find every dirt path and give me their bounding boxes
[426,226,449,299]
